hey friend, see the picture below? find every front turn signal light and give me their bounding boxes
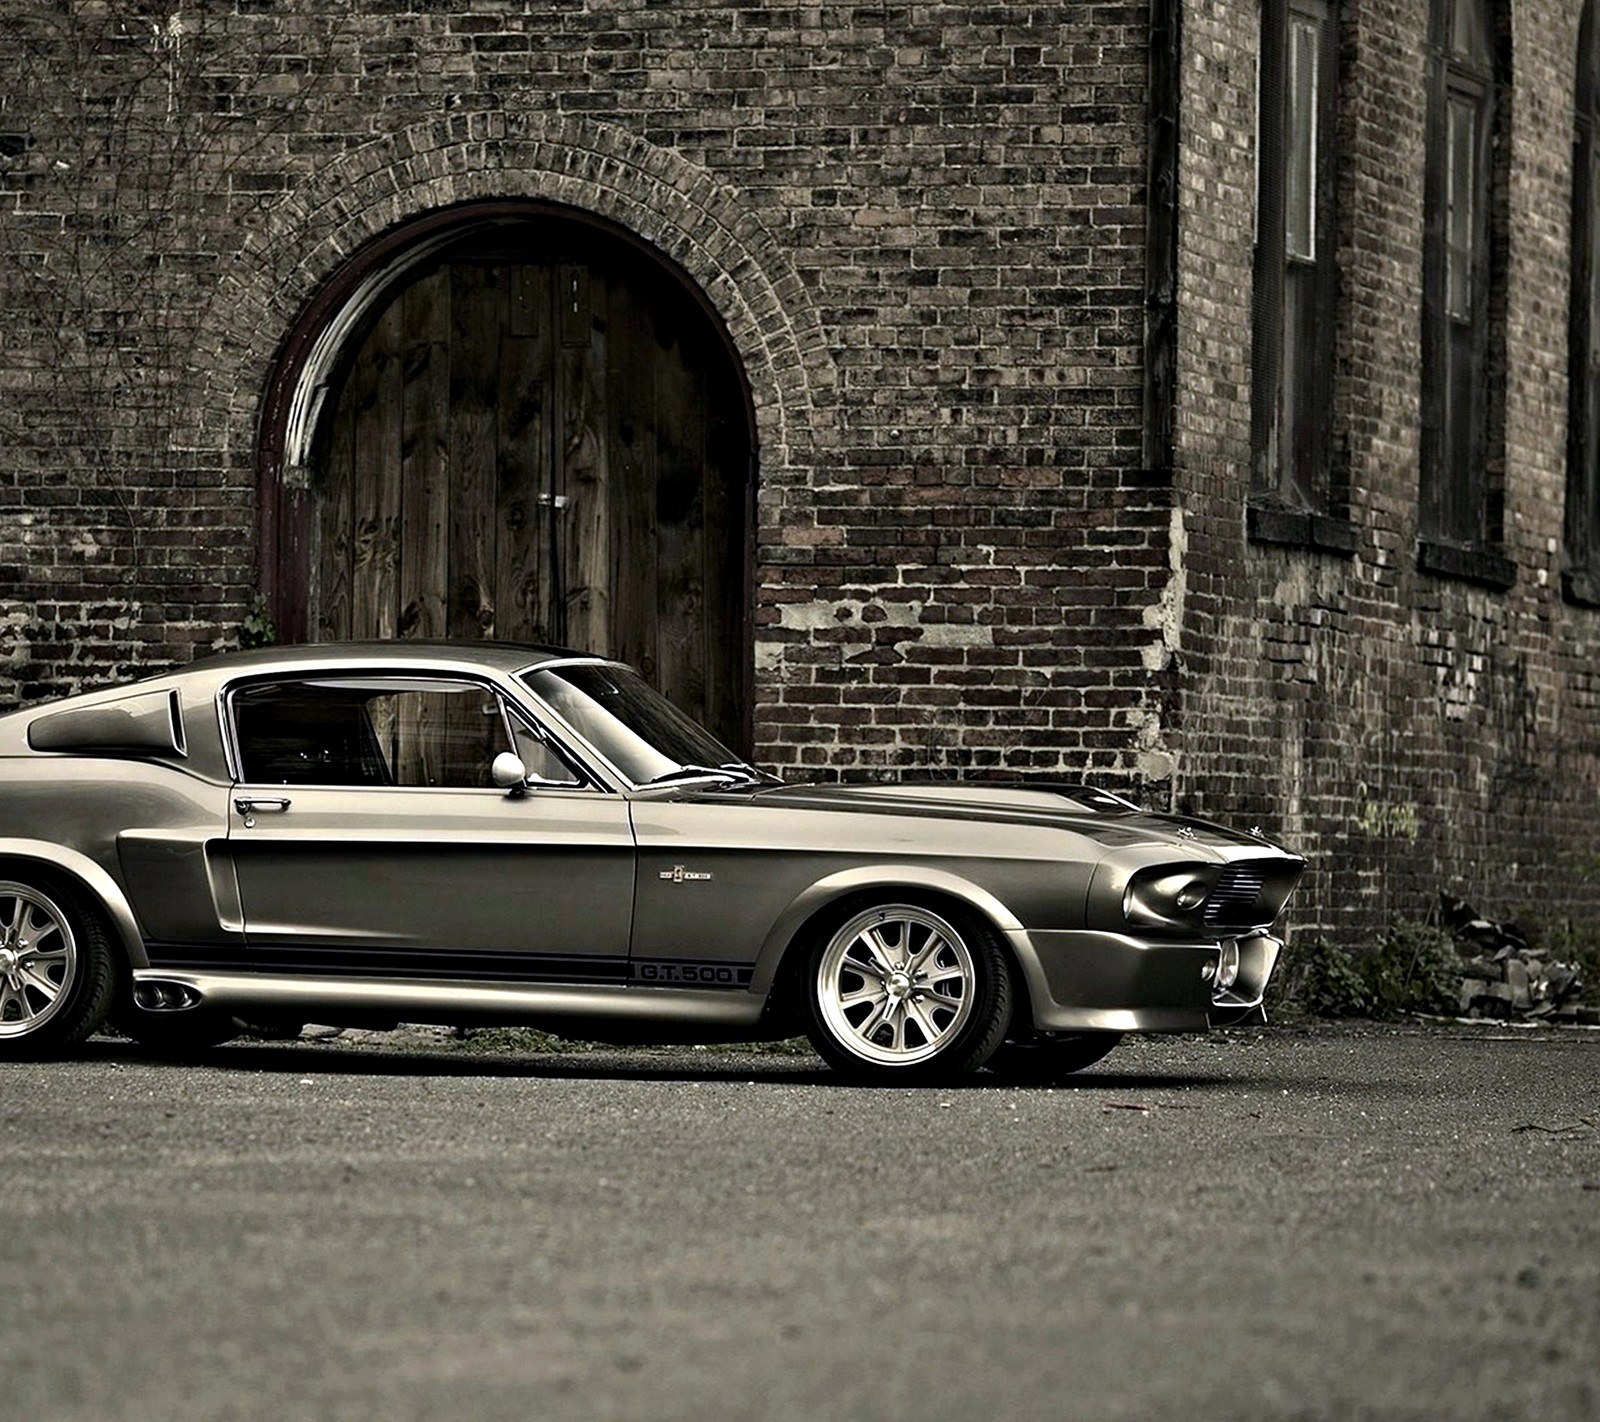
[1215,940,1240,991]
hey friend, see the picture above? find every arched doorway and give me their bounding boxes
[261,207,755,752]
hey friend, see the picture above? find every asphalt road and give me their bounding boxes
[3,1023,1597,1422]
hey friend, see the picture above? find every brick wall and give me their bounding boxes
[0,0,1167,786]
[1173,0,1600,937]
[1,0,1597,945]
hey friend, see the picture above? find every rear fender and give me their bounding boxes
[0,838,147,967]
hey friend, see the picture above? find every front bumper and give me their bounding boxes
[1007,928,1282,1034]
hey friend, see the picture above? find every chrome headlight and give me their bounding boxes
[1122,864,1221,930]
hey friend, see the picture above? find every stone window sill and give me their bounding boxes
[1246,502,1359,556]
[1417,539,1517,590]
[1562,566,1600,608]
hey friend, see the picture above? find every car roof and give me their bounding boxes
[187,640,584,677]
[0,640,606,769]
[0,640,595,727]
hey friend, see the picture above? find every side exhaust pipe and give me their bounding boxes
[132,980,205,1013]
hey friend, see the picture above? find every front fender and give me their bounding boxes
[0,837,147,967]
[746,863,1026,998]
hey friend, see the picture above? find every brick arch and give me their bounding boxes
[197,112,832,505]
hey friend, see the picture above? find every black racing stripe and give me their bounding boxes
[143,944,754,989]
[143,942,629,984]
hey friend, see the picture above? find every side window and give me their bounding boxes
[233,683,389,786]
[368,685,512,789]
[233,678,581,790]
[508,717,586,787]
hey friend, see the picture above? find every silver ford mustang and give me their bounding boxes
[0,642,1303,1080]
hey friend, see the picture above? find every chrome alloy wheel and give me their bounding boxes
[0,883,78,1039]
[814,905,977,1067]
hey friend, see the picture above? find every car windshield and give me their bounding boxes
[519,663,761,787]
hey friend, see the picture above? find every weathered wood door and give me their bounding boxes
[307,231,753,750]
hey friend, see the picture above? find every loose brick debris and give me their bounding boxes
[1438,894,1594,1024]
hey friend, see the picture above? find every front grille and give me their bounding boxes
[1204,865,1266,927]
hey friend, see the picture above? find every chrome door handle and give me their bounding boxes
[235,797,291,814]
[234,796,291,826]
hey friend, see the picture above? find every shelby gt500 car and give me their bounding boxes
[0,642,1303,1079]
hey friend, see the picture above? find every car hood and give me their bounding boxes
[730,781,1284,856]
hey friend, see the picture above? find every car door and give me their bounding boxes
[223,673,634,980]
[628,795,834,983]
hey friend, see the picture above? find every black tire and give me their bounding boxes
[986,1031,1124,1082]
[801,900,1013,1082]
[0,876,119,1058]
[109,1004,241,1054]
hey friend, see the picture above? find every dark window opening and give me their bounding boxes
[1418,0,1515,589]
[1566,1,1600,606]
[1249,0,1352,554]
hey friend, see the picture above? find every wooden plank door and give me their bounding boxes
[306,243,752,752]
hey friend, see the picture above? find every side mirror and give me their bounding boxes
[491,752,528,794]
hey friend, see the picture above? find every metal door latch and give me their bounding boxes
[234,796,290,828]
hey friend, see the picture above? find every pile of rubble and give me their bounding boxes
[1438,894,1596,1024]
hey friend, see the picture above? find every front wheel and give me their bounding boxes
[802,902,1013,1082]
[0,878,118,1057]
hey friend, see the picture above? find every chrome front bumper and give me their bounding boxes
[1008,928,1283,1034]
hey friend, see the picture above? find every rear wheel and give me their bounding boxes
[0,878,117,1057]
[986,1031,1124,1082]
[802,902,1012,1082]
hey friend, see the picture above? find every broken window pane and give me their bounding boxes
[1286,14,1320,261]
[1446,94,1478,321]
[1450,0,1490,67]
